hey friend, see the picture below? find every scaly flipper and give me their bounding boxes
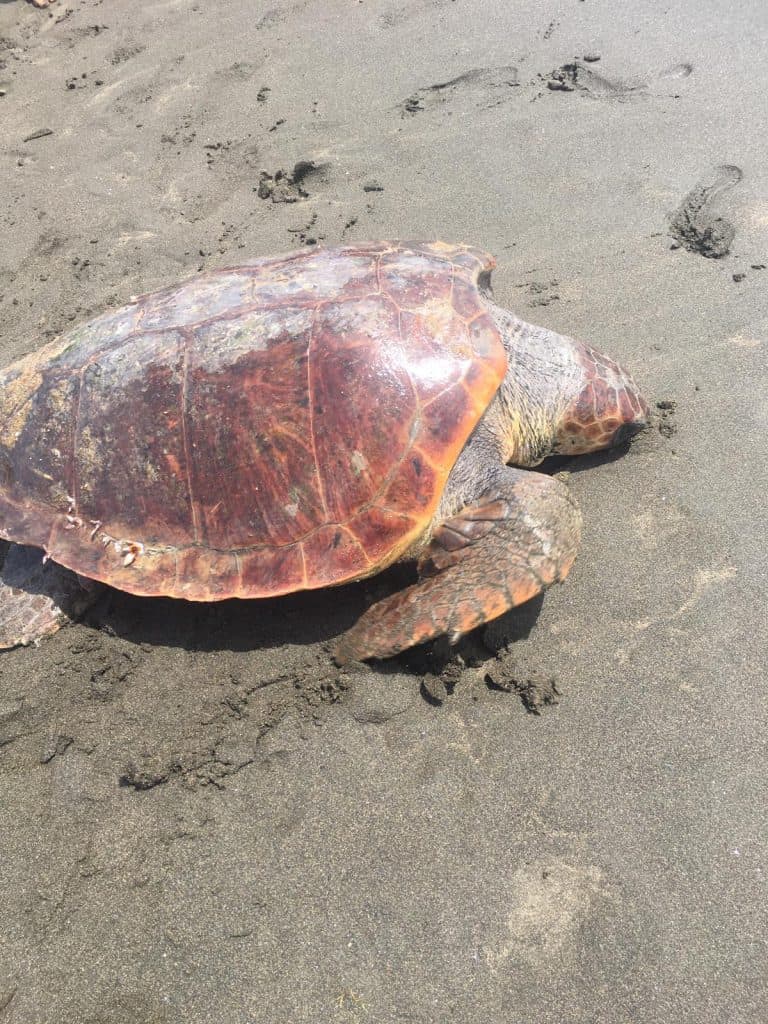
[334,468,581,664]
[0,544,102,649]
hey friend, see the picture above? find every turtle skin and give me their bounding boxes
[0,242,507,601]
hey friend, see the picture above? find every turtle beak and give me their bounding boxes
[612,418,645,448]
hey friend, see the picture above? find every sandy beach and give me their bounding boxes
[1,0,767,1021]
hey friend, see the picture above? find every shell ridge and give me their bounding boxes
[232,550,243,589]
[365,305,424,508]
[179,329,201,543]
[338,523,373,566]
[306,304,330,522]
[70,366,85,513]
[300,542,310,588]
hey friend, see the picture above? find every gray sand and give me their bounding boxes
[1,1,767,1021]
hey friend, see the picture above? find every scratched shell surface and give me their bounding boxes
[0,242,506,599]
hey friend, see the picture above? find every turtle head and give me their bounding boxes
[488,305,649,465]
[552,340,650,457]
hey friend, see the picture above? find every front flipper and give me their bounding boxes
[0,544,102,649]
[334,469,581,664]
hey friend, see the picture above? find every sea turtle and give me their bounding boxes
[0,241,648,661]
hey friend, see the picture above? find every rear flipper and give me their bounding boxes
[334,468,582,664]
[0,544,103,649]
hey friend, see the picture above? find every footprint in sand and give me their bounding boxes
[541,59,693,101]
[484,860,615,973]
[399,66,519,116]
[668,165,743,259]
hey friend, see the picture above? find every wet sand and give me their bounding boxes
[1,1,767,1021]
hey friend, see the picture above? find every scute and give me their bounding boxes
[0,242,506,599]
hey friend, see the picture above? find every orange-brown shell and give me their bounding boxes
[0,241,506,599]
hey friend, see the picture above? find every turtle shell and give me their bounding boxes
[0,241,506,599]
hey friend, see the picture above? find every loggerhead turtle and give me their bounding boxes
[0,242,648,661]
